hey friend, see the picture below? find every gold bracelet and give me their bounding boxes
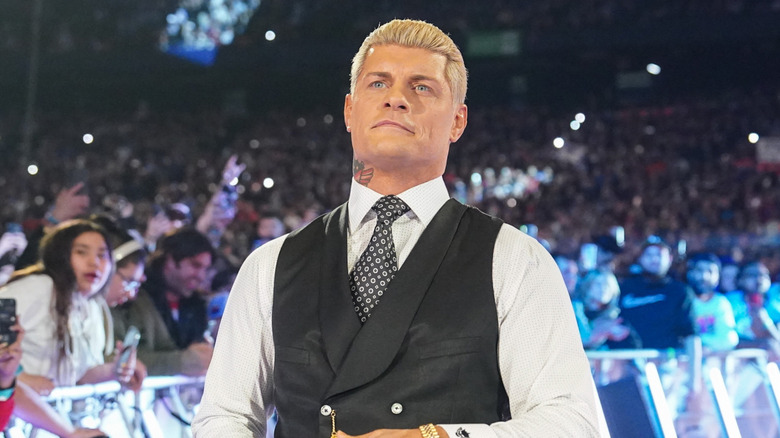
[419,423,440,438]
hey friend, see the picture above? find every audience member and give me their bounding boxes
[685,253,738,352]
[573,269,638,349]
[727,262,780,353]
[0,223,27,286]
[0,220,141,390]
[553,252,579,299]
[112,228,215,376]
[0,320,23,429]
[619,239,696,349]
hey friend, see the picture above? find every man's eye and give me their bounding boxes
[415,84,430,92]
[370,82,386,88]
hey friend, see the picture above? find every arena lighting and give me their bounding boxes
[575,113,586,123]
[570,121,581,131]
[230,177,239,186]
[265,30,276,41]
[646,63,661,75]
[27,164,39,175]
[748,132,760,144]
[263,177,274,188]
[553,137,565,148]
[470,172,482,185]
[82,133,94,144]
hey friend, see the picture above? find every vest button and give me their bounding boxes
[320,405,332,416]
[390,402,403,414]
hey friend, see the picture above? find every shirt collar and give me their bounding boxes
[348,177,450,232]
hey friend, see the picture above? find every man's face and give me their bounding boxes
[686,260,719,295]
[163,251,213,298]
[257,217,284,239]
[639,245,672,277]
[344,44,467,181]
[739,264,771,295]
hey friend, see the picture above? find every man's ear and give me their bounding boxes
[344,94,353,133]
[449,104,468,143]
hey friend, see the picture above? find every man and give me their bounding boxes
[726,261,780,352]
[619,239,695,349]
[685,253,738,352]
[194,19,601,437]
[553,252,579,298]
[112,228,215,376]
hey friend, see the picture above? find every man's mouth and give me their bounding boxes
[373,120,414,133]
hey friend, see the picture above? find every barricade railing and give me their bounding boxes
[6,375,205,438]
[587,347,780,437]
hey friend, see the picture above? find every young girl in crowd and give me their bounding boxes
[0,220,141,392]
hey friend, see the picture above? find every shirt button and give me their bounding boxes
[390,402,403,415]
[320,405,332,416]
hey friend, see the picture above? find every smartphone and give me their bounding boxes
[117,325,141,370]
[0,299,17,345]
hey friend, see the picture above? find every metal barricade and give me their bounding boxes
[6,376,205,438]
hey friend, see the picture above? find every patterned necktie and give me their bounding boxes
[350,195,410,323]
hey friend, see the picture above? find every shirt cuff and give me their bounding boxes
[440,424,497,438]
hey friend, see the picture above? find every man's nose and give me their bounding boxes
[384,85,409,111]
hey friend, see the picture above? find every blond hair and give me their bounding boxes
[349,19,468,105]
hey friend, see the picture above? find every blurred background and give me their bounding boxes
[2,0,780,270]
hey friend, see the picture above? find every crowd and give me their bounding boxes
[2,0,779,55]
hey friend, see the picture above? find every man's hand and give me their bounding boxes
[49,183,90,223]
[220,154,246,186]
[0,231,27,262]
[182,343,213,376]
[336,426,448,437]
[144,211,173,246]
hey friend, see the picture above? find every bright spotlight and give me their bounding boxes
[646,63,661,75]
[570,121,581,131]
[263,177,274,188]
[553,137,565,148]
[748,133,760,144]
[575,113,586,123]
[27,164,39,175]
[83,133,94,144]
[265,30,276,41]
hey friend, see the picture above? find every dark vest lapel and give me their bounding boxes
[326,199,467,398]
[319,204,362,372]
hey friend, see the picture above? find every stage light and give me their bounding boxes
[570,121,581,131]
[323,114,334,124]
[748,133,760,144]
[506,198,517,208]
[265,30,276,41]
[249,139,260,149]
[646,63,661,75]
[470,172,482,185]
[553,137,565,148]
[83,133,94,144]
[575,113,586,123]
[27,164,39,175]
[230,177,239,186]
[263,177,274,188]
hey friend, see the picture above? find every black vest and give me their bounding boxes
[272,199,507,437]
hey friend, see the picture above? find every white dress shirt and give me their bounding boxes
[193,177,603,437]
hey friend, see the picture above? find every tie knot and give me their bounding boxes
[372,195,410,226]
